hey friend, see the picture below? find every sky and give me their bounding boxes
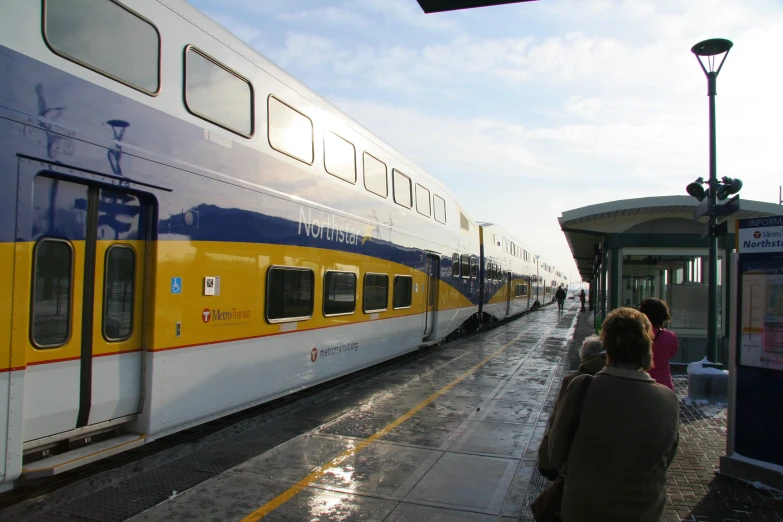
[186,0,783,281]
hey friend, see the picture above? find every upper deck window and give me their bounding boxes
[416,184,431,217]
[393,169,412,209]
[363,153,387,198]
[43,0,160,95]
[324,132,356,183]
[459,211,469,231]
[186,47,253,137]
[268,96,313,163]
[433,195,446,224]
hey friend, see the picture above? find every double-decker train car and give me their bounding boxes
[0,0,564,490]
[478,223,538,321]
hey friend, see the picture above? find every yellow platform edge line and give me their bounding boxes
[240,329,527,521]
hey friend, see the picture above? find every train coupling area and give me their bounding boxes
[2,303,580,522]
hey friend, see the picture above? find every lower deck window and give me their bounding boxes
[460,255,470,279]
[267,267,314,321]
[31,239,73,348]
[363,273,388,312]
[393,276,412,309]
[103,245,135,341]
[324,271,356,316]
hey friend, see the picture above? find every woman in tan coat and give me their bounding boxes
[537,334,606,479]
[547,308,680,522]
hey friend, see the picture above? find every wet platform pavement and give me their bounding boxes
[2,303,578,522]
[129,304,577,522]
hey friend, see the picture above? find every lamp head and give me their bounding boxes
[686,178,707,201]
[691,38,733,77]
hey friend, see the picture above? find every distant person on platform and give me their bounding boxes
[579,289,586,312]
[537,334,606,480]
[555,285,567,311]
[639,298,679,390]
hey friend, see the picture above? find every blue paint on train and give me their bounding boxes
[0,45,482,305]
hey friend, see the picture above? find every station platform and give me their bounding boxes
[6,302,779,521]
[3,303,579,522]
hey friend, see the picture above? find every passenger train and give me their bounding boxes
[0,0,568,490]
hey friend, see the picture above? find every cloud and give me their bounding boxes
[185,0,783,275]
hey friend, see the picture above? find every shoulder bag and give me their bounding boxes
[530,374,593,522]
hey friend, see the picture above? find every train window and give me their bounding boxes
[460,255,470,279]
[43,0,160,95]
[363,273,388,313]
[433,195,446,224]
[416,184,431,217]
[185,47,253,137]
[392,169,412,209]
[102,246,135,341]
[470,257,478,278]
[393,276,413,309]
[452,254,460,277]
[363,153,388,198]
[323,271,356,316]
[266,267,314,322]
[30,239,73,348]
[459,212,469,231]
[267,95,312,162]
[324,132,356,183]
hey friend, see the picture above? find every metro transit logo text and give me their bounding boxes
[202,307,251,323]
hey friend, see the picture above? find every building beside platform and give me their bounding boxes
[559,196,781,367]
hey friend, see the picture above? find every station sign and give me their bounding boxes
[736,215,783,253]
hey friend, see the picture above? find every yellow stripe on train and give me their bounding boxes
[3,240,476,369]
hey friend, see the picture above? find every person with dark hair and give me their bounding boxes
[555,285,566,311]
[537,335,605,480]
[579,289,586,312]
[546,307,679,522]
[639,297,679,390]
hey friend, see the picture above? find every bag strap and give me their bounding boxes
[566,375,593,444]
[561,375,593,475]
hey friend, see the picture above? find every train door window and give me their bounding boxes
[43,0,160,95]
[416,184,431,217]
[30,239,73,348]
[185,47,253,137]
[363,273,388,313]
[470,257,478,279]
[323,271,356,316]
[102,245,135,341]
[363,153,388,198]
[266,267,314,322]
[393,276,413,309]
[433,195,446,224]
[392,169,413,208]
[324,131,356,183]
[267,95,312,162]
[460,255,470,279]
[452,254,460,277]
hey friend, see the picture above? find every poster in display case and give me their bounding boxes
[739,259,783,371]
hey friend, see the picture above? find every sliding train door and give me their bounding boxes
[16,171,149,443]
[423,254,439,339]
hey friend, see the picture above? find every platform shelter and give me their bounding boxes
[559,196,782,367]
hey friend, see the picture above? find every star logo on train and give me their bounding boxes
[361,223,374,245]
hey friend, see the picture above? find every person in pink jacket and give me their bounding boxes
[639,298,679,390]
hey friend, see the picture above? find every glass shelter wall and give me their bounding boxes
[619,249,723,335]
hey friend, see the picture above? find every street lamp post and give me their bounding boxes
[688,38,737,367]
